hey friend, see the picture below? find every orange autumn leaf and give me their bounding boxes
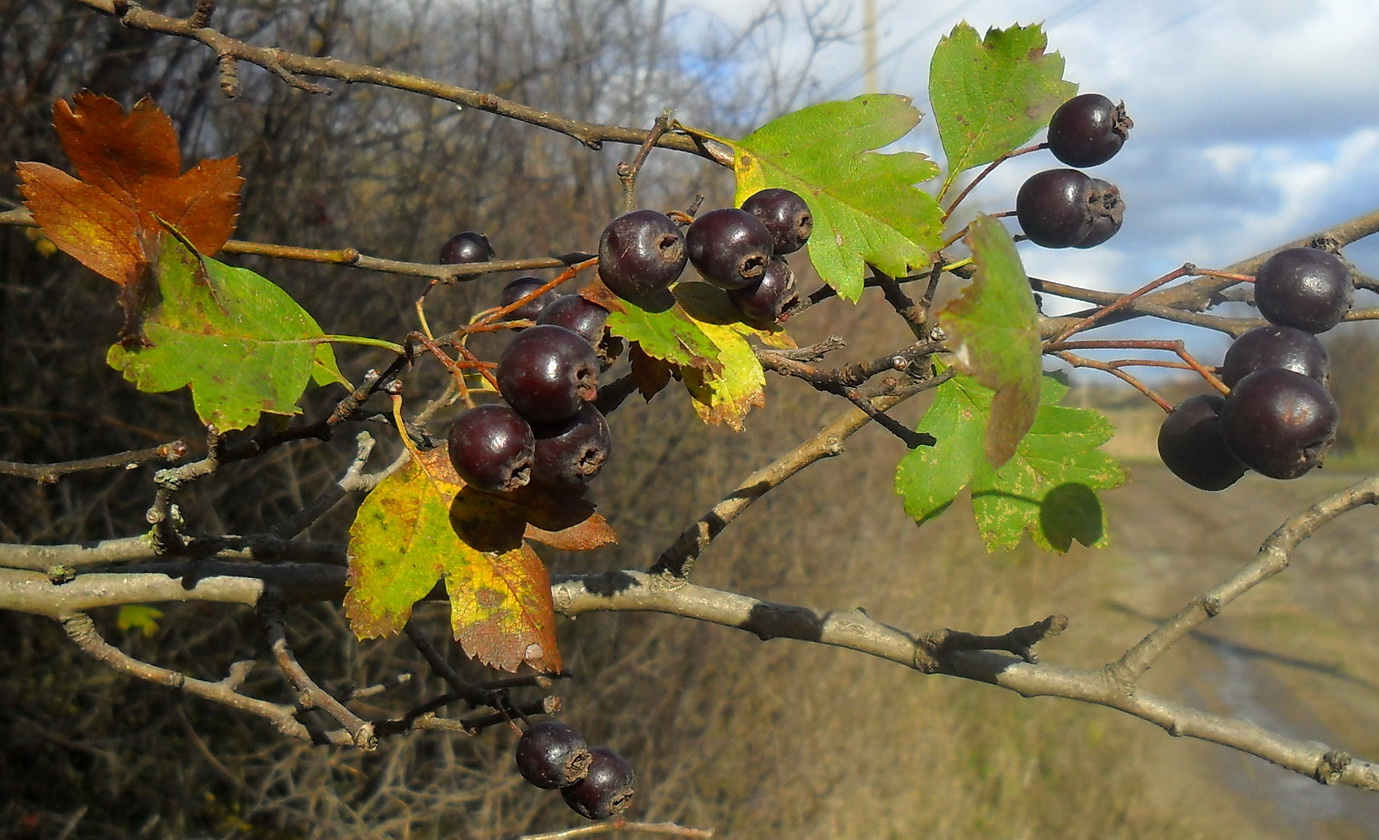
[17,92,242,287]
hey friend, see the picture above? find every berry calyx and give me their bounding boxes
[727,257,796,323]
[1218,367,1339,479]
[532,404,612,488]
[1046,93,1132,168]
[1075,178,1125,248]
[686,207,774,289]
[1220,325,1329,387]
[597,209,687,299]
[515,720,592,790]
[741,188,813,254]
[447,404,536,493]
[1156,394,1247,491]
[560,746,635,820]
[439,231,496,280]
[1252,247,1353,334]
[496,325,600,425]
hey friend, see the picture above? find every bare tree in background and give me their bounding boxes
[2,3,1378,840]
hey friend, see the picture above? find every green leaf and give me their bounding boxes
[344,447,563,674]
[930,22,1077,193]
[894,374,987,525]
[116,604,163,637]
[675,283,792,430]
[896,373,1126,552]
[939,215,1042,468]
[107,233,348,431]
[605,286,721,374]
[725,94,944,301]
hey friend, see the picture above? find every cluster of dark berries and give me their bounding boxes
[1016,93,1131,249]
[447,298,612,496]
[1158,247,1352,490]
[515,720,635,821]
[598,187,811,323]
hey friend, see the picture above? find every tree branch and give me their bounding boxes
[69,0,733,164]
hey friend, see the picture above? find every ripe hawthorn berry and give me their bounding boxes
[1218,367,1339,480]
[500,277,557,323]
[496,325,600,425]
[1015,169,1096,249]
[727,257,796,323]
[531,403,612,488]
[686,207,774,289]
[1253,247,1353,334]
[1156,394,1247,491]
[560,746,635,820]
[1220,325,1328,388]
[447,404,535,493]
[439,231,496,280]
[515,720,592,790]
[537,295,610,346]
[741,188,813,254]
[598,209,687,299]
[1046,93,1133,168]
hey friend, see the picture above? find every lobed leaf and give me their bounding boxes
[725,94,945,301]
[930,22,1077,193]
[17,92,242,291]
[675,283,793,430]
[106,232,347,431]
[345,447,565,673]
[896,373,1126,552]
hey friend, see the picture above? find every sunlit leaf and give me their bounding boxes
[345,447,564,673]
[939,215,1041,467]
[896,373,1125,552]
[725,95,944,301]
[930,22,1076,192]
[106,231,347,431]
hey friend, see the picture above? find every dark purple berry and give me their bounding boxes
[598,209,687,299]
[560,747,635,820]
[1075,178,1125,248]
[1220,325,1329,388]
[447,404,535,493]
[439,231,496,280]
[741,188,813,254]
[515,720,591,790]
[1047,93,1132,168]
[727,257,796,323]
[1253,247,1353,334]
[537,295,610,346]
[686,207,774,289]
[1015,169,1097,249]
[496,324,600,425]
[532,404,611,488]
[500,277,558,323]
[1219,367,1339,479]
[1156,394,1247,491]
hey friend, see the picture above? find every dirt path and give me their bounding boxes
[1099,464,1379,839]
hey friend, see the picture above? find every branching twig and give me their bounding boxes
[69,0,733,164]
[0,440,187,483]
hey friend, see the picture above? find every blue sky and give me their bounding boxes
[666,0,1379,362]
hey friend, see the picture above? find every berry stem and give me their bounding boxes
[471,259,597,329]
[1050,351,1175,412]
[940,142,1047,216]
[617,111,675,213]
[1049,263,1198,343]
[1045,337,1228,395]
